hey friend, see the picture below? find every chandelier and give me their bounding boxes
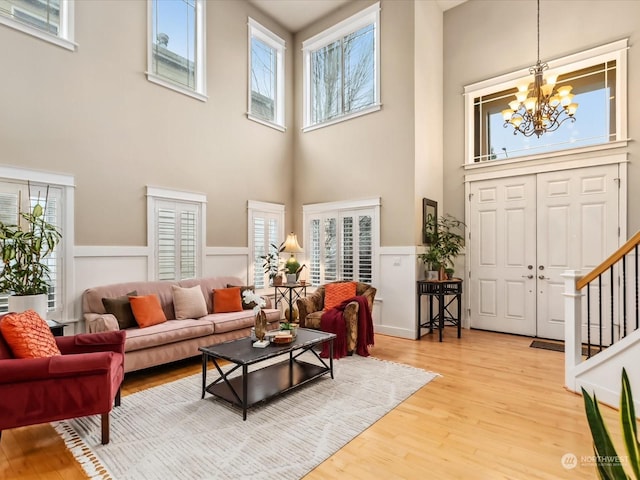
[502,0,578,137]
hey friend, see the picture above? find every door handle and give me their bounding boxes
[521,275,534,279]
[538,275,546,280]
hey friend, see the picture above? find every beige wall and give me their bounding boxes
[443,0,640,232]
[292,0,420,247]
[0,0,294,247]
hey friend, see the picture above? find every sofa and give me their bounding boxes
[296,281,377,355]
[82,277,280,373]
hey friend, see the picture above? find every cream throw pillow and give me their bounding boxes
[172,285,208,319]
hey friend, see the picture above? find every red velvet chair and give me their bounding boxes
[0,327,126,445]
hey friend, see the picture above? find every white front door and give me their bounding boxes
[536,165,619,341]
[469,176,537,336]
[469,164,619,340]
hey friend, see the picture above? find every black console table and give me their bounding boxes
[416,279,463,341]
[274,283,307,318]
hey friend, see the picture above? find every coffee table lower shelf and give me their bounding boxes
[206,360,329,412]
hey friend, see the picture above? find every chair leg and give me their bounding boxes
[114,387,121,407]
[101,413,110,445]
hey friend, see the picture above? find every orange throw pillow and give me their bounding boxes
[0,309,61,358]
[129,294,167,328]
[324,282,357,311]
[212,287,243,313]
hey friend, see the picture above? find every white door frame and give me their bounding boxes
[464,150,628,330]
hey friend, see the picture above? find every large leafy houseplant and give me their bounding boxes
[0,187,61,296]
[418,214,465,277]
[582,368,640,479]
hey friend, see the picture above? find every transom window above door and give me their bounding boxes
[464,39,627,164]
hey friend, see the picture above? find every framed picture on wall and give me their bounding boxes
[422,198,437,245]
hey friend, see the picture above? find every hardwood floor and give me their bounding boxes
[0,329,623,479]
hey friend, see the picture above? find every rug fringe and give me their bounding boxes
[53,421,113,480]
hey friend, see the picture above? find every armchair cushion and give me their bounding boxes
[0,310,61,359]
[324,282,356,311]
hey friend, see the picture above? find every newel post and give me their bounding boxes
[562,270,583,392]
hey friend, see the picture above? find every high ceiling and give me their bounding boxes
[248,0,467,33]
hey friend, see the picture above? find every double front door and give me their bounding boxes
[468,164,619,341]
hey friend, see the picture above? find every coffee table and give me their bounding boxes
[199,328,336,420]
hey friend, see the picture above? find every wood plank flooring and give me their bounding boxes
[0,329,623,479]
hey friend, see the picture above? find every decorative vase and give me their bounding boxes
[272,275,283,286]
[254,310,267,342]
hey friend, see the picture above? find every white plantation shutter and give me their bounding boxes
[248,202,284,289]
[154,200,200,281]
[304,202,378,286]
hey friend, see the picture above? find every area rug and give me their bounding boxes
[53,355,438,480]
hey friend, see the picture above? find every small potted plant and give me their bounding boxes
[418,214,465,280]
[261,241,284,286]
[0,185,61,318]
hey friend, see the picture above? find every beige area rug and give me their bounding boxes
[54,354,438,480]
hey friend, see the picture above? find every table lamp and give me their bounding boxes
[283,232,303,283]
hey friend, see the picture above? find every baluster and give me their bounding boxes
[610,266,614,347]
[598,274,603,352]
[623,256,627,338]
[636,244,639,331]
[587,286,591,359]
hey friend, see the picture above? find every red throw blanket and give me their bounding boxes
[320,295,374,359]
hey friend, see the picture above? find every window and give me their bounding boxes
[147,187,205,281]
[0,0,75,50]
[248,18,285,130]
[302,2,380,131]
[303,198,379,286]
[465,39,628,164]
[248,201,284,290]
[0,182,64,314]
[147,0,207,101]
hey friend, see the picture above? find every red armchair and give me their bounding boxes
[0,328,126,445]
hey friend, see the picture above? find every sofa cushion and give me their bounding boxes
[227,284,256,310]
[129,294,168,328]
[124,319,215,352]
[324,282,357,311]
[0,310,61,358]
[212,287,243,313]
[201,308,281,334]
[102,290,137,329]
[171,285,207,320]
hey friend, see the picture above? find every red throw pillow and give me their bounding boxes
[212,287,243,313]
[324,282,357,311]
[0,309,61,358]
[129,294,167,328]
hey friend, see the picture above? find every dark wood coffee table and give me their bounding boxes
[199,328,336,420]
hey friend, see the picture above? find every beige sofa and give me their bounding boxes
[82,276,281,373]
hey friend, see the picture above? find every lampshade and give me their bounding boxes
[282,233,303,254]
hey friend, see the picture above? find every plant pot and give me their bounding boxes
[8,293,48,319]
[286,273,297,284]
[272,275,283,286]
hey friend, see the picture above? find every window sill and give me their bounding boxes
[247,114,286,132]
[302,104,381,133]
[146,73,208,102]
[0,16,76,51]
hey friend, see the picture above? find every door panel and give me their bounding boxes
[536,165,618,341]
[469,177,537,336]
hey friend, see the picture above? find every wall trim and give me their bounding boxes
[74,246,151,257]
[206,246,249,256]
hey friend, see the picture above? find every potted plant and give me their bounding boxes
[261,241,284,285]
[284,258,300,284]
[418,214,465,280]
[0,186,61,318]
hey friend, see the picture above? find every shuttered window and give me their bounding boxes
[248,201,284,289]
[304,201,378,286]
[0,183,63,313]
[147,187,204,282]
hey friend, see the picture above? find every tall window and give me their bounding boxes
[0,0,75,50]
[303,199,379,286]
[465,39,627,163]
[248,201,284,289]
[0,182,63,314]
[147,187,205,281]
[147,0,207,101]
[248,18,285,130]
[302,2,380,130]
